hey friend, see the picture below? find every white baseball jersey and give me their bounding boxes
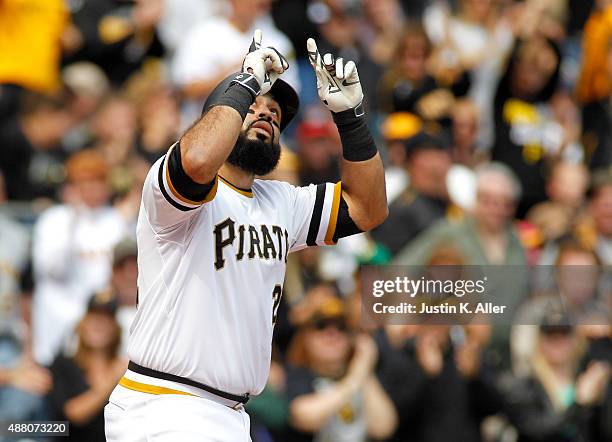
[127,144,341,396]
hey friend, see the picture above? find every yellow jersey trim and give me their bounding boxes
[119,377,195,396]
[324,182,342,245]
[218,175,254,198]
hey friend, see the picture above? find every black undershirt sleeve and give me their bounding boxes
[167,142,216,201]
[333,193,363,242]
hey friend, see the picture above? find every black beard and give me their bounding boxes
[226,128,281,176]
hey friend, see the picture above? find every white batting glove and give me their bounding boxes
[241,29,289,96]
[307,38,364,115]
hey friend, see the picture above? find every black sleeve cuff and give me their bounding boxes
[167,142,216,202]
[333,193,363,241]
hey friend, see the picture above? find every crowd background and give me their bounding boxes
[0,0,611,441]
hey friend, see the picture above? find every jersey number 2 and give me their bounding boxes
[272,284,283,326]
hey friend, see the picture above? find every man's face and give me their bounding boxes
[474,174,517,232]
[227,95,282,176]
[243,95,282,145]
[74,178,110,209]
[230,0,272,23]
[591,185,612,236]
[408,148,451,198]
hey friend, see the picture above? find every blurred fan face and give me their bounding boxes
[592,185,612,236]
[547,164,588,207]
[408,149,451,198]
[79,311,120,351]
[539,330,576,365]
[113,257,138,306]
[401,35,429,82]
[556,251,600,306]
[230,0,271,19]
[299,136,337,171]
[461,0,494,24]
[452,107,478,147]
[305,318,351,366]
[93,98,136,142]
[512,38,558,98]
[72,178,110,209]
[140,89,180,148]
[474,175,517,231]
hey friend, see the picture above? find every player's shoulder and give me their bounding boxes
[253,179,314,198]
[253,178,292,190]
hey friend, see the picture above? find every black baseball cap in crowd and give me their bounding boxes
[402,131,449,158]
[539,310,573,335]
[87,289,118,315]
[203,73,300,132]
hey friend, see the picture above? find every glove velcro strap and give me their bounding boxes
[207,74,257,121]
[332,103,377,162]
[230,72,261,98]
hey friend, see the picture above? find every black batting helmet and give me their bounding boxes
[202,73,299,132]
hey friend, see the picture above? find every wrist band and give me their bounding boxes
[229,72,261,98]
[207,73,258,120]
[332,103,377,162]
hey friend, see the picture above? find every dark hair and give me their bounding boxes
[555,235,601,265]
[495,37,562,105]
[74,311,122,369]
[19,89,74,116]
[394,21,432,62]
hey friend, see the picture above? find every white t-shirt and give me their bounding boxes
[172,15,300,93]
[158,0,225,54]
[128,146,340,395]
[32,205,126,364]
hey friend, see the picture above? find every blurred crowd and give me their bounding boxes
[0,0,611,441]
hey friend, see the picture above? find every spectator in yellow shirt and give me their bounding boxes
[0,0,68,94]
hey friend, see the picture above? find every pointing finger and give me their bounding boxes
[335,57,344,79]
[344,60,359,82]
[254,29,263,47]
[250,29,263,52]
[323,53,335,74]
[306,38,321,69]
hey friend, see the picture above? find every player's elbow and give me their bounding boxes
[356,205,388,232]
[181,143,217,184]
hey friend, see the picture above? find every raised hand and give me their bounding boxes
[346,334,379,387]
[240,29,289,96]
[306,38,364,115]
[576,361,610,406]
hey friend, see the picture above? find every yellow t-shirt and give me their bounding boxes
[0,0,68,93]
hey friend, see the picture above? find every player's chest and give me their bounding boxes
[191,193,291,272]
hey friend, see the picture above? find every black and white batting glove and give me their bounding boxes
[307,38,364,117]
[237,29,289,97]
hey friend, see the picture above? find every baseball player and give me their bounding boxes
[104,30,387,441]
